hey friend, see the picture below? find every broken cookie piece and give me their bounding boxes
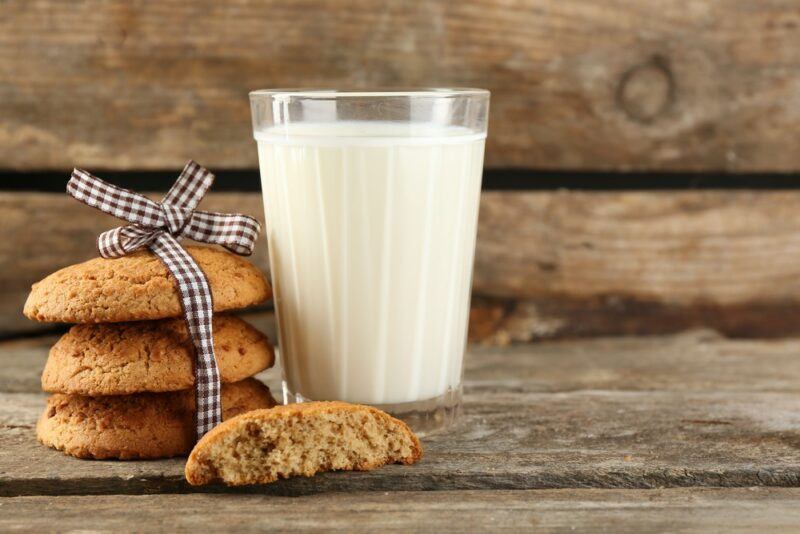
[185,401,423,486]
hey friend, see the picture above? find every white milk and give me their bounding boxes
[256,122,485,405]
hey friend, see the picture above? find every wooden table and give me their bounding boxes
[3,329,800,531]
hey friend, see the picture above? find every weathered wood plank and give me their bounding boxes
[5,389,800,496]
[4,332,800,496]
[1,1,799,171]
[2,488,800,532]
[472,189,800,340]
[8,191,800,339]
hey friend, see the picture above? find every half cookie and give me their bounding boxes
[185,401,423,486]
[24,246,271,323]
[42,315,274,395]
[37,378,276,460]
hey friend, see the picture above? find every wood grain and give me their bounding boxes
[7,191,800,339]
[1,1,799,171]
[5,332,800,496]
[474,190,800,303]
[3,489,800,532]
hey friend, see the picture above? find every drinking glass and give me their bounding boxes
[250,88,489,433]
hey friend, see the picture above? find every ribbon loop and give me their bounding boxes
[162,160,216,211]
[66,161,261,439]
[68,169,164,228]
[184,211,261,256]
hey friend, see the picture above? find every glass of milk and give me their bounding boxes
[250,89,489,433]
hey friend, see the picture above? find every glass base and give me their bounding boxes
[282,383,462,436]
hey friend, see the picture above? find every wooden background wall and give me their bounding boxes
[2,0,800,342]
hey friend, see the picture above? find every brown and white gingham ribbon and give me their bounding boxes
[67,161,261,439]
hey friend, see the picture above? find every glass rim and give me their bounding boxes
[249,87,490,99]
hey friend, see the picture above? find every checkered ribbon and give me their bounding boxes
[66,161,261,439]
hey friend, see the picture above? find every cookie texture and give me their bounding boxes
[24,246,271,323]
[185,401,423,486]
[42,315,274,395]
[37,378,276,460]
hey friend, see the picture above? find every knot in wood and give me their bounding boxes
[617,55,675,124]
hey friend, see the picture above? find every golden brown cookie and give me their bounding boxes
[185,401,422,486]
[42,315,274,396]
[24,246,271,324]
[37,378,276,460]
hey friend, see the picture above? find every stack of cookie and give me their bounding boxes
[23,246,277,459]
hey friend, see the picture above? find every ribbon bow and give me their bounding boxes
[67,161,261,438]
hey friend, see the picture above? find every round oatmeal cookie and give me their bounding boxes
[42,315,274,395]
[37,378,277,460]
[24,246,271,324]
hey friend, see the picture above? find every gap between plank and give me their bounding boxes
[3,170,800,192]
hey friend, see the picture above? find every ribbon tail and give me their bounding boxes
[150,232,222,438]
